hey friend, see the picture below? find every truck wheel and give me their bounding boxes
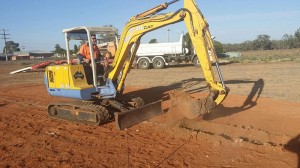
[193,57,200,67]
[152,57,165,69]
[138,58,150,69]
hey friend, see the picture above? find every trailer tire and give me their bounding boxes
[193,57,200,67]
[152,57,165,69]
[138,58,150,69]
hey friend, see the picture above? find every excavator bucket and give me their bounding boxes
[168,90,218,119]
[115,100,162,130]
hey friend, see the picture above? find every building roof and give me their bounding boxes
[13,50,54,57]
[13,51,29,56]
[28,50,54,54]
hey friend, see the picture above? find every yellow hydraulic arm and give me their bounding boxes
[108,0,228,110]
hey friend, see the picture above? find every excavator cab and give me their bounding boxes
[45,27,118,99]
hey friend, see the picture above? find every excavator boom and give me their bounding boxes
[108,0,228,126]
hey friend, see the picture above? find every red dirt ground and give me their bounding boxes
[0,61,300,167]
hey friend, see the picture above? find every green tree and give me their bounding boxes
[54,44,66,55]
[3,41,20,53]
[74,44,79,54]
[149,39,158,43]
[253,34,272,50]
[240,41,254,51]
[282,34,295,49]
[213,40,223,53]
[272,40,284,50]
[223,27,300,51]
[294,28,300,48]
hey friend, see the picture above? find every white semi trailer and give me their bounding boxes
[135,34,199,69]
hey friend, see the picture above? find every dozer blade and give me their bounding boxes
[115,100,162,130]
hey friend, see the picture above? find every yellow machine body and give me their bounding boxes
[45,64,96,100]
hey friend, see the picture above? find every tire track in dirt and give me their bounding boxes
[0,84,72,110]
[176,118,291,148]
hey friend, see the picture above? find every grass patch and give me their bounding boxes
[224,48,300,63]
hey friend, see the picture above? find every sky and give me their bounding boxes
[0,0,299,52]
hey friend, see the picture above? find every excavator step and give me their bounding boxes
[114,100,162,130]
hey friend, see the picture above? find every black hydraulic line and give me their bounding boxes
[215,62,225,88]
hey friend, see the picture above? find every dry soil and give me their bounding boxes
[0,61,300,167]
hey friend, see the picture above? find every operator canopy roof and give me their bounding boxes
[63,26,118,40]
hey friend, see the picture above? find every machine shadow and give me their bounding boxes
[124,77,206,103]
[203,78,264,120]
[165,63,195,69]
[163,61,233,69]
[125,78,264,119]
[284,134,300,168]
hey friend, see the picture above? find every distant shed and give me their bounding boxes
[12,51,54,60]
[12,51,30,60]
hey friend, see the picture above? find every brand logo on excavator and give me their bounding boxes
[132,25,154,31]
[125,25,154,42]
[74,71,84,80]
[48,71,54,83]
[143,25,153,29]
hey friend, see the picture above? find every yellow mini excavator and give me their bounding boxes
[44,0,229,130]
